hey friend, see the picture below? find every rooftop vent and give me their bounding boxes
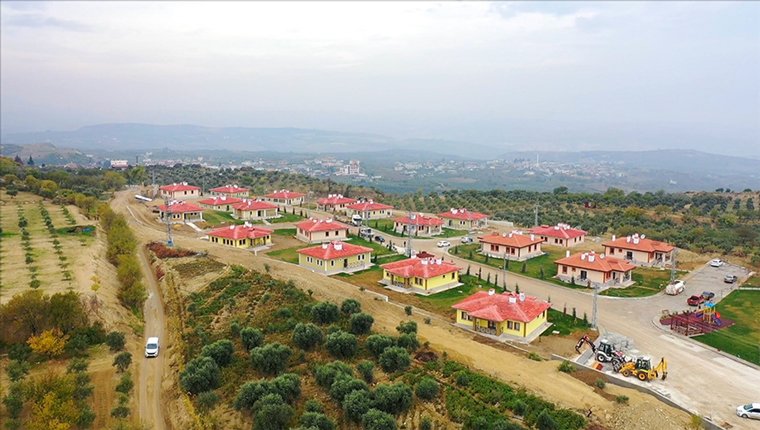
[519,293,525,302]
[488,289,495,296]
[508,296,517,304]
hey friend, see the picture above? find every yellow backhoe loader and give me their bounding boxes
[618,356,667,382]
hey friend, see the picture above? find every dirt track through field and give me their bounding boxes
[111,191,701,430]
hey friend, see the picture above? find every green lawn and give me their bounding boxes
[543,309,591,336]
[202,210,246,227]
[417,275,505,314]
[346,234,396,257]
[694,290,760,365]
[433,227,467,238]
[601,267,686,298]
[270,212,306,223]
[272,228,296,237]
[266,247,300,264]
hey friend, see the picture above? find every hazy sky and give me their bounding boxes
[1,1,759,154]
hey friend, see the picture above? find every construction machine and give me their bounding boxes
[618,356,668,382]
[575,337,626,364]
[575,335,596,354]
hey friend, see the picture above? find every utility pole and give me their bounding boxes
[670,248,678,283]
[406,211,415,257]
[534,204,539,227]
[502,249,508,291]
[166,202,174,247]
[592,284,599,330]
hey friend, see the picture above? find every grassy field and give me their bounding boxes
[694,290,760,365]
[272,228,296,236]
[365,219,465,238]
[435,227,467,238]
[544,309,591,336]
[202,210,246,226]
[417,275,504,314]
[266,246,301,264]
[270,212,306,223]
[600,267,686,297]
[346,234,396,257]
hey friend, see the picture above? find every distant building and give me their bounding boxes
[295,218,350,243]
[529,224,587,248]
[452,290,551,341]
[208,224,272,249]
[209,184,249,198]
[438,208,488,230]
[346,200,393,220]
[602,234,675,267]
[393,213,443,237]
[554,251,635,288]
[157,201,204,224]
[297,241,373,275]
[478,232,543,261]
[110,160,129,169]
[317,194,356,212]
[159,183,200,200]
[198,196,243,212]
[232,200,279,220]
[336,160,362,176]
[380,256,462,295]
[264,189,306,206]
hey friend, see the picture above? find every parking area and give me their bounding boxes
[656,262,751,311]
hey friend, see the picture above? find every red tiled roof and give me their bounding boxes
[394,214,443,227]
[159,183,199,192]
[347,201,393,211]
[602,234,674,253]
[208,225,273,240]
[529,224,587,240]
[199,196,243,206]
[317,195,356,206]
[296,219,350,233]
[232,200,278,211]
[479,232,543,248]
[210,185,249,194]
[452,291,550,323]
[266,190,305,199]
[554,252,635,273]
[438,208,488,221]
[157,202,203,213]
[381,257,461,279]
[297,241,372,260]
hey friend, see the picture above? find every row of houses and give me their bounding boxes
[159,183,306,205]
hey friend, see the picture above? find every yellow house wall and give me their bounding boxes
[455,308,547,338]
[299,252,371,273]
[298,229,348,243]
[386,271,459,291]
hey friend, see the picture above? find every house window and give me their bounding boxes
[451,272,455,279]
[461,311,471,321]
[514,322,521,331]
[331,260,335,266]
[562,266,567,274]
[414,277,423,285]
[487,320,496,329]
[507,321,513,329]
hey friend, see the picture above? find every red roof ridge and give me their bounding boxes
[297,241,372,260]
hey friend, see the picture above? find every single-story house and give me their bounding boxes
[554,251,635,288]
[232,200,279,220]
[602,234,675,266]
[478,232,543,261]
[295,218,350,243]
[346,200,394,220]
[158,201,204,223]
[438,208,488,230]
[159,183,200,200]
[529,223,587,248]
[198,196,243,212]
[380,256,462,295]
[208,184,249,198]
[317,194,356,212]
[452,290,551,341]
[263,190,306,206]
[297,241,372,275]
[208,223,273,248]
[393,213,443,237]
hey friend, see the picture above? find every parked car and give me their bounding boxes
[709,259,725,267]
[687,295,705,306]
[145,337,160,358]
[437,240,451,248]
[736,403,760,420]
[701,291,715,301]
[373,235,385,243]
[665,280,685,295]
[724,275,738,284]
[358,227,372,238]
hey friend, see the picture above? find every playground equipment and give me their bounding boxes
[618,356,668,382]
[665,301,724,336]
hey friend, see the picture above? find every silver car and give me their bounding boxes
[736,403,760,420]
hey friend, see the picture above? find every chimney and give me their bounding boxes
[530,234,535,241]
[488,289,495,296]
[322,243,329,249]
[519,293,525,302]
[421,259,428,265]
[581,253,587,261]
[229,225,234,230]
[600,254,605,259]
[641,234,646,239]
[508,296,517,304]
[334,242,343,251]
[612,234,616,241]
[588,254,595,263]
[566,250,571,258]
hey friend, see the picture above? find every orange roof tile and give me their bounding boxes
[232,200,278,211]
[381,257,461,279]
[296,219,350,233]
[452,291,550,323]
[266,190,305,199]
[602,234,674,253]
[347,201,393,211]
[157,202,203,213]
[297,241,372,260]
[554,252,635,273]
[209,185,249,194]
[393,214,443,227]
[208,224,273,240]
[159,183,199,192]
[479,232,542,248]
[317,195,356,206]
[529,224,587,240]
[199,196,243,206]
[438,208,488,221]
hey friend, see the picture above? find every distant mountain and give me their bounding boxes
[0,123,499,159]
[0,142,93,166]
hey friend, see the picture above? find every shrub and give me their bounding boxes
[113,351,132,373]
[455,371,470,386]
[241,327,264,350]
[528,352,542,361]
[292,323,324,350]
[201,339,235,367]
[311,302,340,324]
[343,389,373,422]
[234,380,274,411]
[365,334,395,356]
[330,374,369,403]
[304,399,324,413]
[272,373,301,403]
[111,405,130,418]
[378,346,411,373]
[396,333,419,351]
[253,394,294,430]
[196,391,220,411]
[362,408,397,430]
[315,361,353,387]
[6,360,30,382]
[594,378,606,389]
[341,299,361,315]
[415,377,439,400]
[180,356,221,394]
[251,343,292,375]
[300,411,335,430]
[349,313,374,335]
[230,321,241,337]
[404,305,413,316]
[423,317,431,324]
[357,360,374,383]
[615,395,629,404]
[492,420,524,430]
[106,331,126,351]
[373,383,413,414]
[396,320,417,334]
[536,409,558,430]
[325,331,358,359]
[557,360,575,373]
[420,416,433,430]
[115,373,134,394]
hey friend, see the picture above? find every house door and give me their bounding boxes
[343,259,348,268]
[580,270,588,281]
[626,251,633,260]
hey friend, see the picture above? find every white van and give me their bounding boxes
[351,214,363,226]
[145,337,160,358]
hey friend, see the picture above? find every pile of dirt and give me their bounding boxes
[147,242,197,258]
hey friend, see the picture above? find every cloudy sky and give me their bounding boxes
[1,1,758,154]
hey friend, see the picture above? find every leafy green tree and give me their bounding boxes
[396,321,417,334]
[272,373,301,403]
[340,299,361,316]
[314,361,353,387]
[343,389,373,422]
[357,360,374,383]
[329,374,369,403]
[365,334,395,356]
[349,313,374,335]
[378,347,411,373]
[373,382,413,414]
[234,380,274,411]
[300,412,335,430]
[196,391,220,411]
[251,343,292,375]
[536,409,558,430]
[362,408,398,430]
[396,333,419,351]
[292,323,324,350]
[201,339,235,367]
[113,351,132,373]
[241,327,264,350]
[325,330,358,359]
[311,302,340,324]
[415,377,439,400]
[253,394,294,430]
[180,356,221,394]
[106,331,126,352]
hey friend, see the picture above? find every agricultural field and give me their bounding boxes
[0,191,96,301]
[694,290,760,366]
